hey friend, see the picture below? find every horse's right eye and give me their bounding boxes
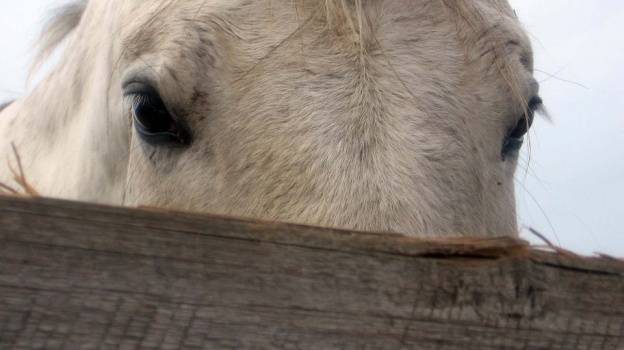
[501,96,542,160]
[123,83,191,146]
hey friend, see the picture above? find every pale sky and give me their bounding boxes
[509,0,624,256]
[0,1,622,256]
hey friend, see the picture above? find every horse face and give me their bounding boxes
[118,0,539,236]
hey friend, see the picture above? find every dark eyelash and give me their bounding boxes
[528,96,543,112]
[127,92,168,114]
[128,94,148,107]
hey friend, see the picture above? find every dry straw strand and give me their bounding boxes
[527,227,580,259]
[2,143,41,198]
[0,182,18,195]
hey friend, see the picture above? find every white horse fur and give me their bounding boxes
[0,0,540,237]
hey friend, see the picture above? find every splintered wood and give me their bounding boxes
[0,196,623,349]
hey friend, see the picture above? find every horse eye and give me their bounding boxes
[124,83,191,146]
[501,96,542,160]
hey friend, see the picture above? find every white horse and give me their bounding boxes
[0,0,542,237]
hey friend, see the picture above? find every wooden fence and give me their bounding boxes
[1,195,623,349]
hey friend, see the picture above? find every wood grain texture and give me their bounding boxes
[0,195,623,349]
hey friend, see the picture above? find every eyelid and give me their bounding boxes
[123,81,159,97]
[121,67,159,92]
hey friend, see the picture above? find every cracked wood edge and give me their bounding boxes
[1,195,623,349]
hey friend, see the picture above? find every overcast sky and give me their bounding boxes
[0,1,622,256]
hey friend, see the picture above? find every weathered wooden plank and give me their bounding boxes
[0,195,623,349]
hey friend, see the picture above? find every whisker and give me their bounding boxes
[535,68,588,89]
[514,178,560,246]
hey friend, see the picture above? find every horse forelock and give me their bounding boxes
[30,0,87,79]
[0,101,14,113]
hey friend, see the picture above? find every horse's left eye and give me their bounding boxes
[501,96,542,160]
[124,83,191,146]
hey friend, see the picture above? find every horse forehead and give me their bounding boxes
[118,0,530,82]
[119,0,526,46]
